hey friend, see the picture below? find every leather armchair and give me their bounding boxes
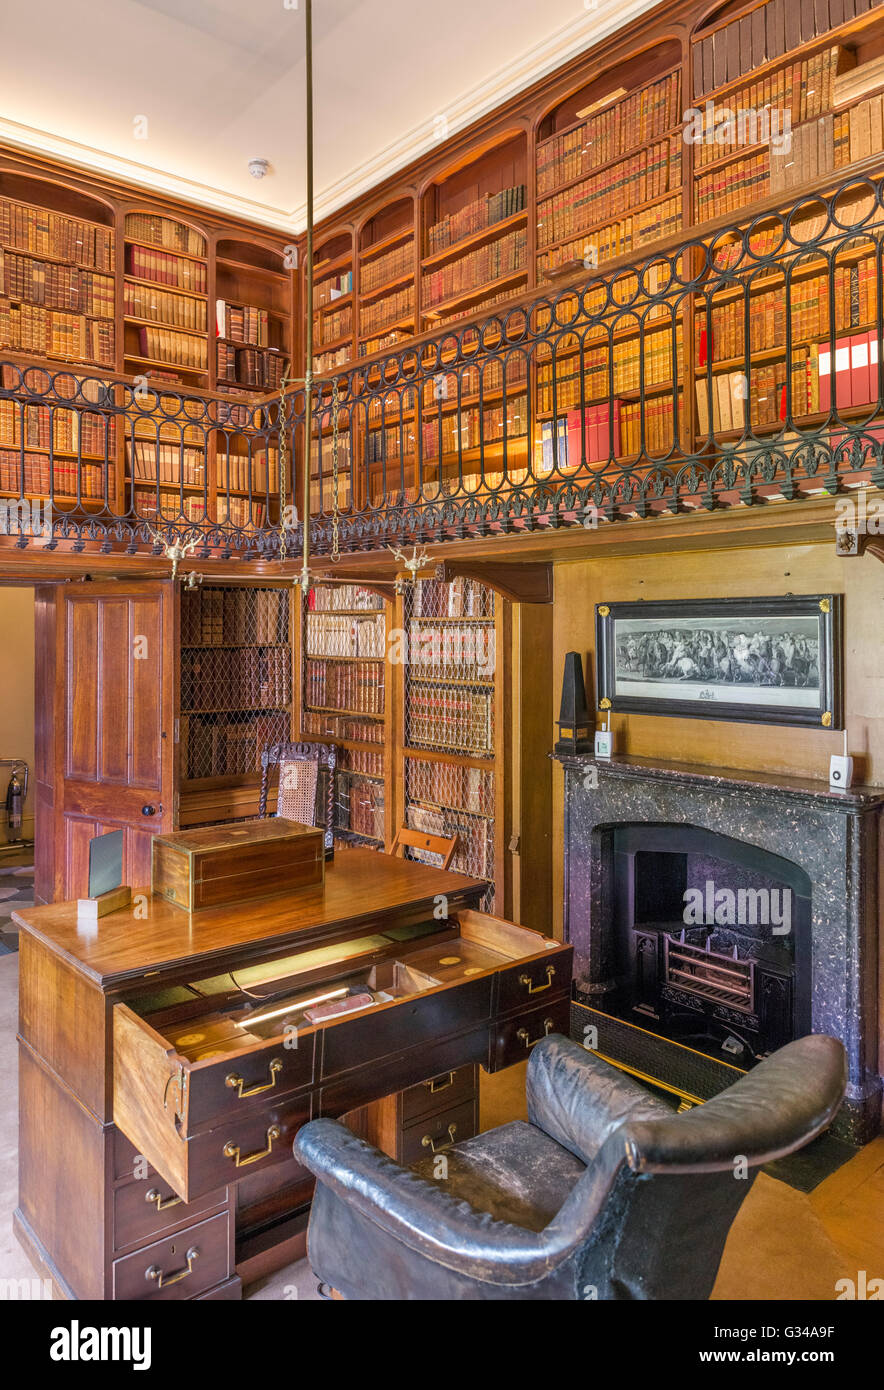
[294,1033,846,1300]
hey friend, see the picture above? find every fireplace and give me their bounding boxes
[553,752,883,1143]
[612,824,811,1067]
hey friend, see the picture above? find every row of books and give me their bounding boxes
[180,647,291,712]
[136,325,207,370]
[406,758,494,816]
[217,448,279,494]
[125,245,207,294]
[305,612,386,659]
[360,240,414,294]
[406,619,494,683]
[428,285,519,328]
[0,400,114,456]
[132,490,205,522]
[181,586,289,647]
[216,342,286,388]
[697,259,877,362]
[423,230,527,308]
[339,747,384,777]
[691,0,862,97]
[180,710,289,781]
[406,803,492,878]
[315,271,352,307]
[695,151,771,225]
[218,495,267,530]
[536,71,682,195]
[840,91,884,167]
[124,213,206,258]
[359,284,414,338]
[338,776,385,842]
[536,199,683,276]
[426,186,527,257]
[314,304,352,346]
[0,300,115,364]
[0,252,114,318]
[308,584,384,613]
[413,577,495,619]
[314,345,352,373]
[301,710,384,742]
[619,395,681,458]
[406,687,493,756]
[537,139,681,250]
[305,658,385,715]
[0,449,112,497]
[693,47,847,167]
[127,440,205,484]
[359,328,411,357]
[768,111,851,194]
[124,281,207,331]
[215,300,271,345]
[422,394,528,457]
[0,200,115,271]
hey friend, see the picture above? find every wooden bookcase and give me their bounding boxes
[420,133,529,332]
[312,230,355,376]
[177,583,297,828]
[294,584,395,850]
[357,196,417,357]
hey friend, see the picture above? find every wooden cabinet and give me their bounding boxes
[14,850,572,1300]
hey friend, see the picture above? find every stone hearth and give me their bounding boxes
[553,752,883,1143]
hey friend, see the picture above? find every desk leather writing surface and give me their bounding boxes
[12,850,486,989]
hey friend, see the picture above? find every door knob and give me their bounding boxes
[141,804,158,817]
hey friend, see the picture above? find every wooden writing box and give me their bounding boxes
[151,819,324,912]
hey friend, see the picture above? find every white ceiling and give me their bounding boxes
[0,0,662,233]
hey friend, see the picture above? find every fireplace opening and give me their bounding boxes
[610,825,812,1067]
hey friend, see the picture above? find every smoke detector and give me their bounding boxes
[248,157,270,179]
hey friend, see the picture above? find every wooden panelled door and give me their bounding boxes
[37,581,176,903]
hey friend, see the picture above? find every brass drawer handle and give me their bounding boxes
[519,964,556,995]
[425,1071,456,1094]
[145,1187,182,1213]
[145,1246,199,1288]
[225,1058,283,1099]
[517,1019,554,1050]
[223,1124,281,1168]
[421,1123,457,1154]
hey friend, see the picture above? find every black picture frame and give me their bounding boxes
[595,595,843,729]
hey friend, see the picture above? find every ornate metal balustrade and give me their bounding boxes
[2,172,884,560]
[309,171,884,554]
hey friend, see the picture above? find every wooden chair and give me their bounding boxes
[390,826,458,870]
[259,741,337,859]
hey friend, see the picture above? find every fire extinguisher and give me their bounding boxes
[4,761,27,843]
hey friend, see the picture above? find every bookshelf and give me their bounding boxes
[358,196,417,358]
[534,46,684,281]
[401,576,505,911]
[420,133,529,329]
[296,584,393,848]
[312,231,355,376]
[123,212,209,386]
[0,173,116,372]
[215,237,290,393]
[179,585,294,790]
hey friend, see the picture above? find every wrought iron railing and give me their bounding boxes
[2,172,884,557]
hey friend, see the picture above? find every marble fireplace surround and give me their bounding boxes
[553,752,884,1143]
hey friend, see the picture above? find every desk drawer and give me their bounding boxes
[185,1093,312,1198]
[492,998,572,1070]
[113,1176,226,1251]
[399,1098,477,1166]
[496,954,569,1014]
[400,1064,476,1124]
[112,1211,230,1301]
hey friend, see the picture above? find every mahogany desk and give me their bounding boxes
[13,850,572,1300]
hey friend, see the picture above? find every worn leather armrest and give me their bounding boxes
[622,1035,847,1174]
[295,1117,621,1286]
[526,1033,672,1163]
